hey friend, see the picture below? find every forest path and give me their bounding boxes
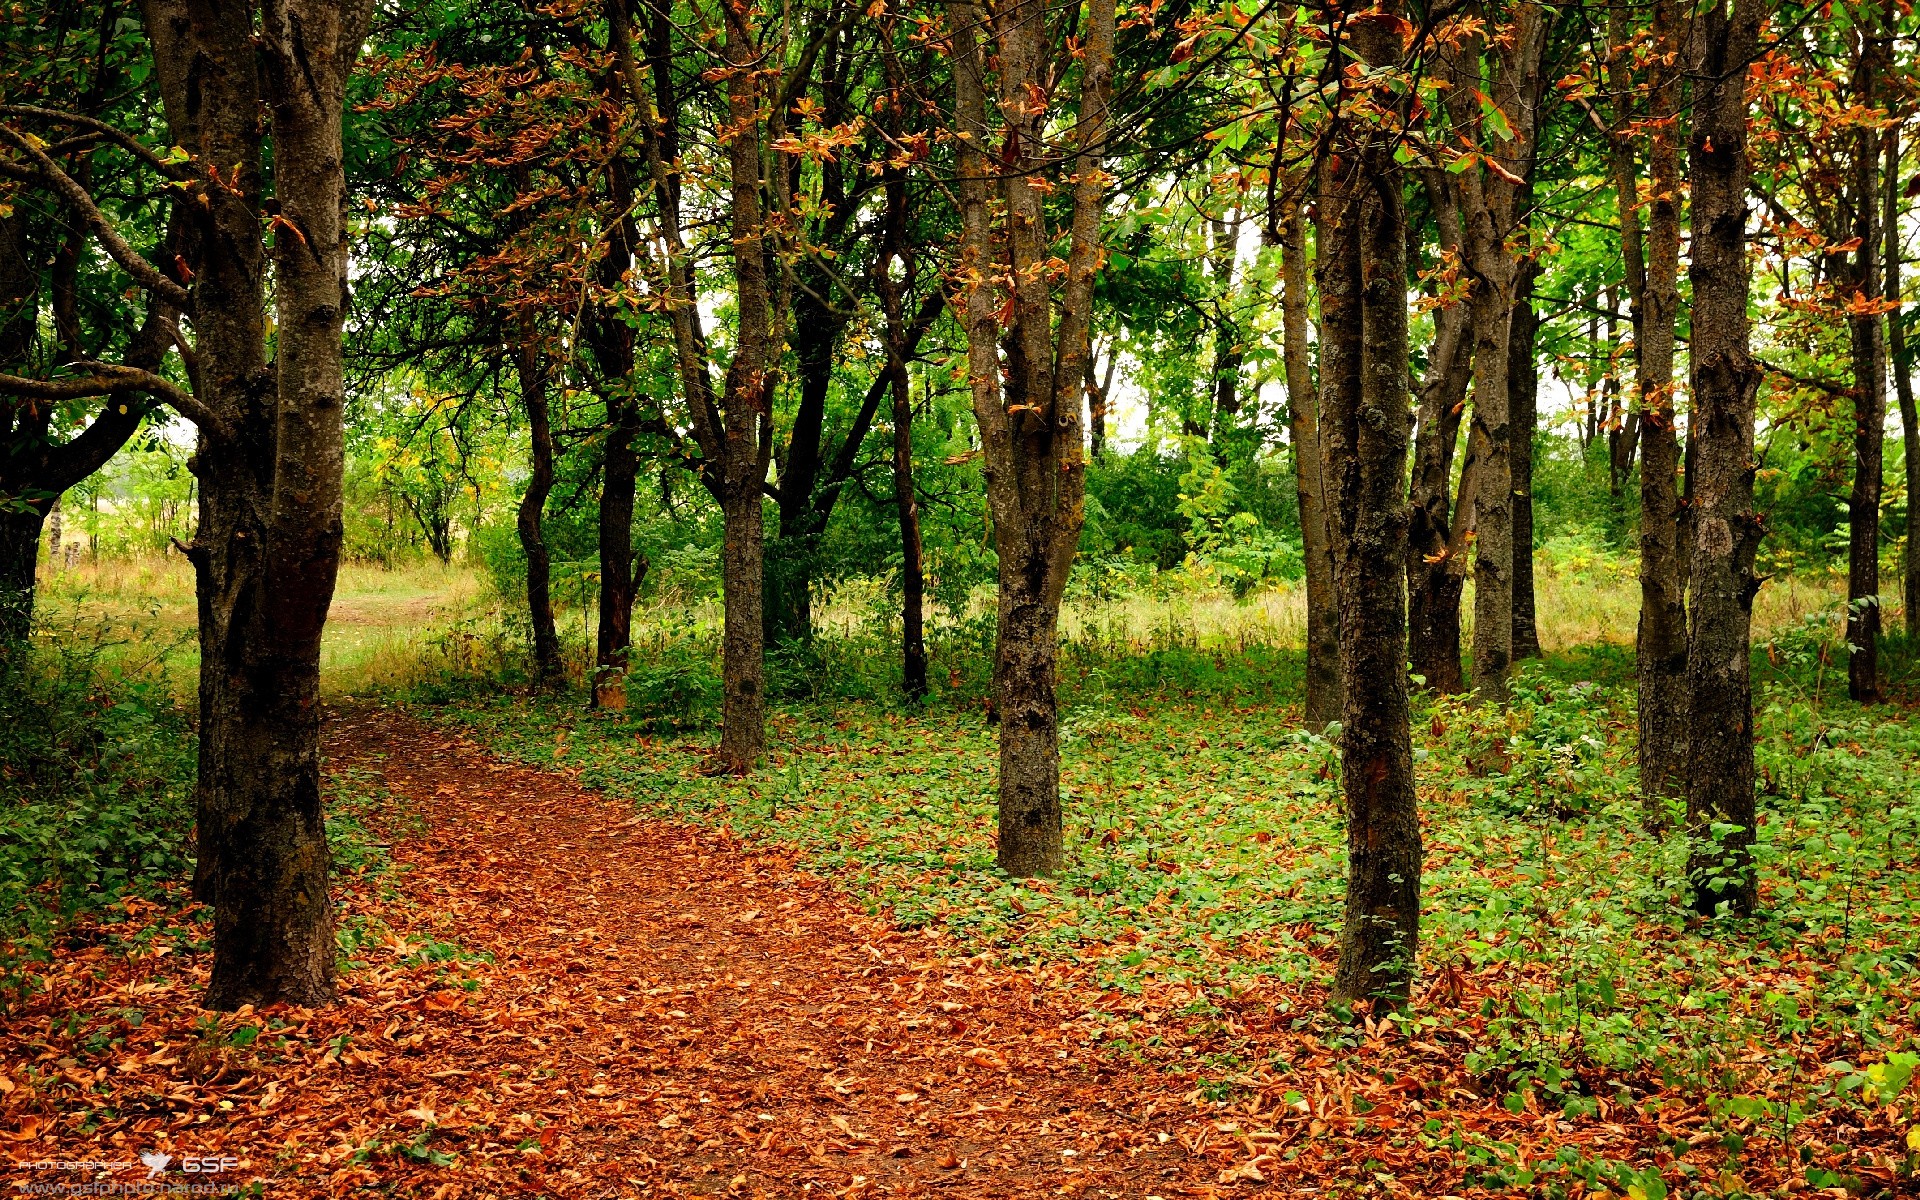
[325,706,1223,1198]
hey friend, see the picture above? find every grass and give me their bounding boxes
[36,554,485,697]
[420,639,1920,1190]
[20,548,1920,1188]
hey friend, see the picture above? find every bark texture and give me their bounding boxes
[1683,0,1764,917]
[948,0,1113,877]
[143,0,375,1007]
[1627,0,1690,823]
[1406,175,1474,694]
[1890,128,1919,634]
[1844,21,1887,704]
[514,340,562,684]
[1318,2,1420,1005]
[1441,3,1546,704]
[1509,252,1541,661]
[1279,198,1342,728]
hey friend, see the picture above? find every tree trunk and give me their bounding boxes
[1318,7,1420,1005]
[947,0,1111,877]
[1088,348,1113,460]
[993,561,1063,877]
[1209,216,1243,433]
[594,395,639,709]
[1845,22,1886,704]
[514,341,562,685]
[1634,0,1689,824]
[1407,175,1474,695]
[879,73,926,703]
[1890,128,1919,634]
[893,360,927,702]
[1444,3,1546,704]
[147,0,373,1008]
[0,506,46,643]
[708,19,776,774]
[763,283,843,646]
[1510,251,1542,661]
[1683,0,1764,918]
[1280,198,1342,727]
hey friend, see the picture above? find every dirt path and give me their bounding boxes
[302,708,1219,1196]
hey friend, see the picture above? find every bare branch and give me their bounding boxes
[0,364,224,437]
[0,125,194,312]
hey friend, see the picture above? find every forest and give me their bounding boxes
[2,0,1919,1193]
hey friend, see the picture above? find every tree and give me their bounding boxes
[948,0,1116,877]
[1684,0,1764,917]
[1435,0,1548,704]
[1842,7,1888,704]
[0,10,181,640]
[4,0,370,1007]
[1598,0,1690,824]
[1891,124,1919,634]
[1277,187,1342,728]
[1316,0,1422,1004]
[1406,177,1476,695]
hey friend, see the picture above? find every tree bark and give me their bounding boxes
[610,0,774,771]
[1319,2,1420,1005]
[879,45,926,703]
[1407,174,1474,694]
[1442,3,1547,704]
[1889,128,1919,634]
[144,0,374,1007]
[948,0,1112,877]
[514,339,562,685]
[1510,250,1541,661]
[594,392,639,709]
[1634,0,1689,824]
[1683,0,1764,918]
[1845,21,1887,705]
[709,9,776,773]
[1280,197,1342,728]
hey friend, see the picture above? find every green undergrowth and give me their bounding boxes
[423,640,1920,1142]
[0,618,196,990]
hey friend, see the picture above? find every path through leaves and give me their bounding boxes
[6,709,1222,1197]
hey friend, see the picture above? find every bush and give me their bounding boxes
[0,628,196,979]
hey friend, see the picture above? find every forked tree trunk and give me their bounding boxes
[1318,4,1420,1005]
[1279,199,1342,728]
[1683,0,1764,918]
[1634,0,1689,823]
[1845,21,1887,704]
[146,0,373,1008]
[611,0,774,772]
[1441,4,1547,704]
[948,0,1112,878]
[1890,129,1919,633]
[514,341,562,684]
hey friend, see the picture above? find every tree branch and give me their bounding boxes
[0,365,224,437]
[0,104,191,181]
[0,125,194,312]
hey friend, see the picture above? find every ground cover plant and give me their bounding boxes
[7,0,1920,1193]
